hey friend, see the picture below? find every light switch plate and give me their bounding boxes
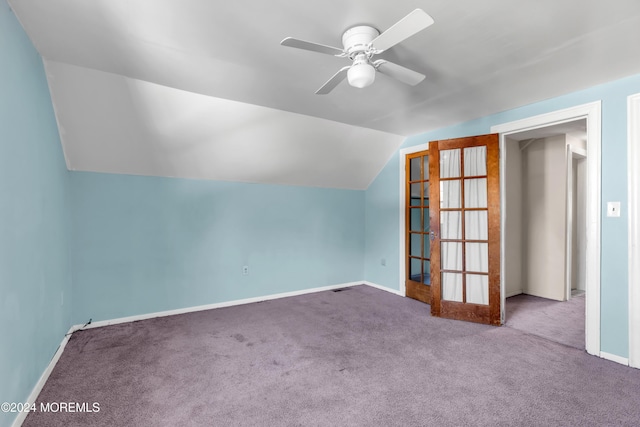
[607,201,621,217]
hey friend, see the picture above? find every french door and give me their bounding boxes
[405,150,431,304]
[404,134,500,325]
[429,134,501,325]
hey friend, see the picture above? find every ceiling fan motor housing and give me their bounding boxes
[342,26,379,58]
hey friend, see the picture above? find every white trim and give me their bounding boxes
[628,93,640,369]
[565,144,574,302]
[572,147,588,158]
[80,282,365,330]
[492,101,602,356]
[600,351,630,366]
[564,145,588,302]
[363,281,405,296]
[79,282,404,332]
[11,326,75,427]
[398,143,430,297]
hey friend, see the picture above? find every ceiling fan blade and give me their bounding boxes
[280,37,345,57]
[375,60,425,86]
[315,66,351,95]
[370,9,434,53]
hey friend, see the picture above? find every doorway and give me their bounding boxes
[502,120,587,348]
[491,101,601,356]
[503,121,587,300]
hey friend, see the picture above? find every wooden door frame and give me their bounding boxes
[491,101,601,357]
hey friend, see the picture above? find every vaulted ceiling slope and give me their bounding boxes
[9,0,640,189]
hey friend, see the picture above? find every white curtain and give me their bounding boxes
[440,147,489,305]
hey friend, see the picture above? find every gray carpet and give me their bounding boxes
[24,286,640,426]
[505,293,585,349]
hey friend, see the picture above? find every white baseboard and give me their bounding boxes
[363,281,404,296]
[77,282,404,333]
[600,351,629,366]
[77,281,366,331]
[505,290,523,298]
[517,289,564,302]
[11,326,75,427]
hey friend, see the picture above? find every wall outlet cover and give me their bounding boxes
[607,201,621,217]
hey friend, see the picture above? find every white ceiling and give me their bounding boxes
[9,0,640,189]
[45,60,401,189]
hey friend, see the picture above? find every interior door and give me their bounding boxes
[429,134,501,325]
[405,150,431,304]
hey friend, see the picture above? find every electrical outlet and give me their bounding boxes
[381,258,386,266]
[242,265,249,275]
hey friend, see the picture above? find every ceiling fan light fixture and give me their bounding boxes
[281,9,434,94]
[347,60,376,89]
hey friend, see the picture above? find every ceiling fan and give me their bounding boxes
[280,9,434,94]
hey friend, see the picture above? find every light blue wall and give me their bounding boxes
[365,72,640,359]
[0,2,72,427]
[71,172,365,323]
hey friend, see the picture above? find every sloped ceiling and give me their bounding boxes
[8,0,640,189]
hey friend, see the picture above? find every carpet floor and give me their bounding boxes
[24,286,640,426]
[505,293,585,349]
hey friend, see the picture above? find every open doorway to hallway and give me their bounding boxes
[502,119,587,349]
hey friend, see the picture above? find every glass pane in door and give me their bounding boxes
[410,157,421,180]
[440,181,461,208]
[423,182,430,204]
[423,208,430,232]
[464,178,487,208]
[466,243,488,273]
[441,242,462,271]
[410,233,422,257]
[423,260,431,284]
[463,146,487,176]
[423,155,430,180]
[467,274,488,305]
[423,233,430,256]
[442,273,463,302]
[440,149,461,178]
[440,211,462,239]
[465,211,488,240]
[410,208,421,231]
[410,183,421,206]
[410,258,422,283]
